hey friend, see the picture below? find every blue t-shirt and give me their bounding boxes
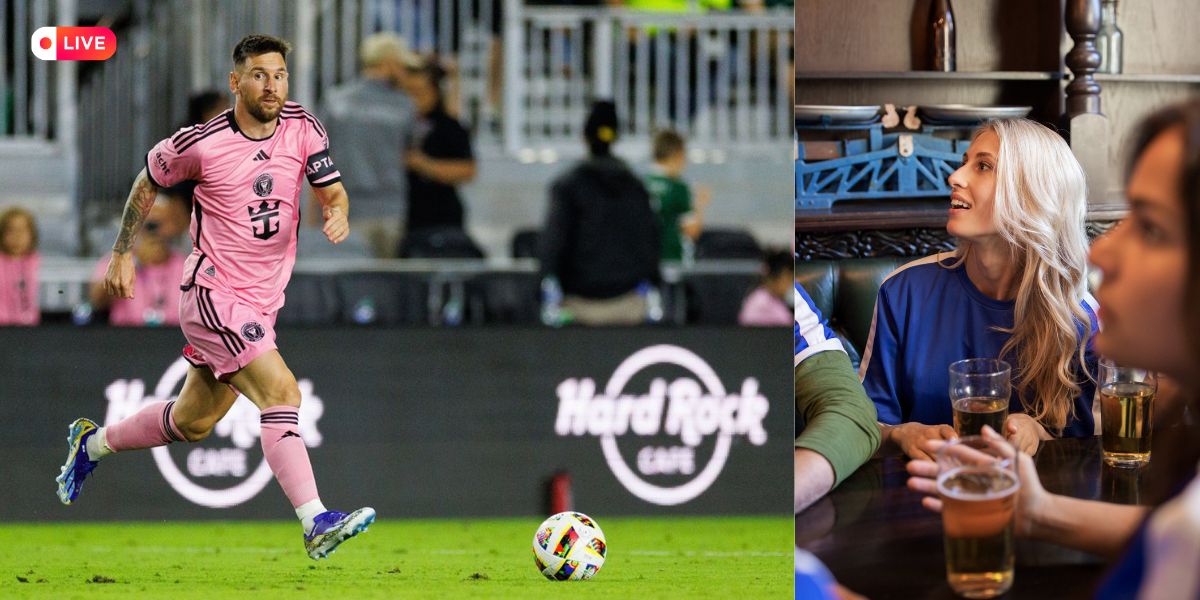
[795,549,838,600]
[860,254,1098,438]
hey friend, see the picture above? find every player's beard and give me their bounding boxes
[246,93,283,124]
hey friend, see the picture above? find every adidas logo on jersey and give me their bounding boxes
[252,149,270,161]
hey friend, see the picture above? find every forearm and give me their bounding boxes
[795,351,881,485]
[1029,494,1148,557]
[112,168,159,253]
[319,187,349,216]
[878,423,895,448]
[795,448,836,513]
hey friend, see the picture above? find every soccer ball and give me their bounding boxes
[531,511,607,581]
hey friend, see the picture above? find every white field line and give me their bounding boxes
[627,550,789,558]
[79,546,788,558]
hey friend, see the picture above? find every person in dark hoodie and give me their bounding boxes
[538,100,661,326]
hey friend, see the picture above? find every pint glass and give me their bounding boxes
[949,359,1011,437]
[937,436,1019,598]
[1098,358,1156,467]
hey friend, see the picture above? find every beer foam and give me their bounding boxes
[936,466,1020,500]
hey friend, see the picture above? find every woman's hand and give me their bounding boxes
[886,422,957,461]
[1004,413,1047,455]
[905,425,1052,539]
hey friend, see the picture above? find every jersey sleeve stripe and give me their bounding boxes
[310,175,341,188]
[281,106,326,135]
[171,110,232,146]
[176,122,231,154]
[281,111,326,138]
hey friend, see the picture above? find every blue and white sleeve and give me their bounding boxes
[795,283,845,367]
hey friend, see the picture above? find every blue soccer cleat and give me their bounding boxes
[55,418,99,505]
[304,507,376,560]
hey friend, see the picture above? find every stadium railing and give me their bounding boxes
[502,2,794,155]
[35,256,764,326]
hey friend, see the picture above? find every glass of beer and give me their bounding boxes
[949,359,1011,437]
[937,436,1019,599]
[1099,358,1156,468]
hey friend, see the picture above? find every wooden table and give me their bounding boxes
[796,436,1147,599]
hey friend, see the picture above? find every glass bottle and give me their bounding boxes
[930,0,956,71]
[1097,0,1124,74]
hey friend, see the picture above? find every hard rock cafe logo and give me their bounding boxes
[554,345,769,506]
[103,358,323,508]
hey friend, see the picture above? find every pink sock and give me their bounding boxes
[259,406,320,509]
[105,400,185,451]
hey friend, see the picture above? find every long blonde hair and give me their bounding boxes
[953,118,1092,431]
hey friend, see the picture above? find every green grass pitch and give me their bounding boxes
[0,516,791,599]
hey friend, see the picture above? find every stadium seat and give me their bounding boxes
[278,274,341,326]
[398,227,486,259]
[683,273,760,325]
[694,228,762,260]
[464,272,541,324]
[334,273,431,325]
[510,229,541,259]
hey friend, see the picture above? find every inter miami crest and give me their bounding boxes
[253,173,274,197]
[241,321,266,342]
[248,200,281,240]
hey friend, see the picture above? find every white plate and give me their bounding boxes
[919,105,1032,123]
[794,105,881,124]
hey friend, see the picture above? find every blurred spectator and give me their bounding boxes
[0,207,40,326]
[738,247,793,326]
[614,0,733,8]
[646,129,710,264]
[401,58,477,247]
[88,199,184,327]
[321,33,421,258]
[539,100,661,326]
[739,0,793,10]
[187,89,230,125]
[158,184,194,255]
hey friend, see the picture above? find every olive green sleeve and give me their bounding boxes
[795,350,881,488]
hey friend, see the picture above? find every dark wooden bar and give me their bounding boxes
[796,437,1147,599]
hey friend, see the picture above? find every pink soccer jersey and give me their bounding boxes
[145,102,341,313]
[91,252,185,326]
[0,252,39,325]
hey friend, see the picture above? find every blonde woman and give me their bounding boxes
[860,119,1098,460]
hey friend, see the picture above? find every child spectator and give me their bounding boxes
[645,130,710,264]
[738,247,793,326]
[0,207,40,325]
[88,199,185,326]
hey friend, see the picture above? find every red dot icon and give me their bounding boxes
[39,37,51,50]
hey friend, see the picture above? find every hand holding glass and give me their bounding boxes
[937,435,1019,599]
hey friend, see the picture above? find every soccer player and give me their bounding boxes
[55,34,374,560]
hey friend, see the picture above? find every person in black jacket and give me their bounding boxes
[538,100,661,326]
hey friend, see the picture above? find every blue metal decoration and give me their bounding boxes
[796,122,973,210]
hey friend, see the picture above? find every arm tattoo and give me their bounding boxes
[112,169,159,253]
